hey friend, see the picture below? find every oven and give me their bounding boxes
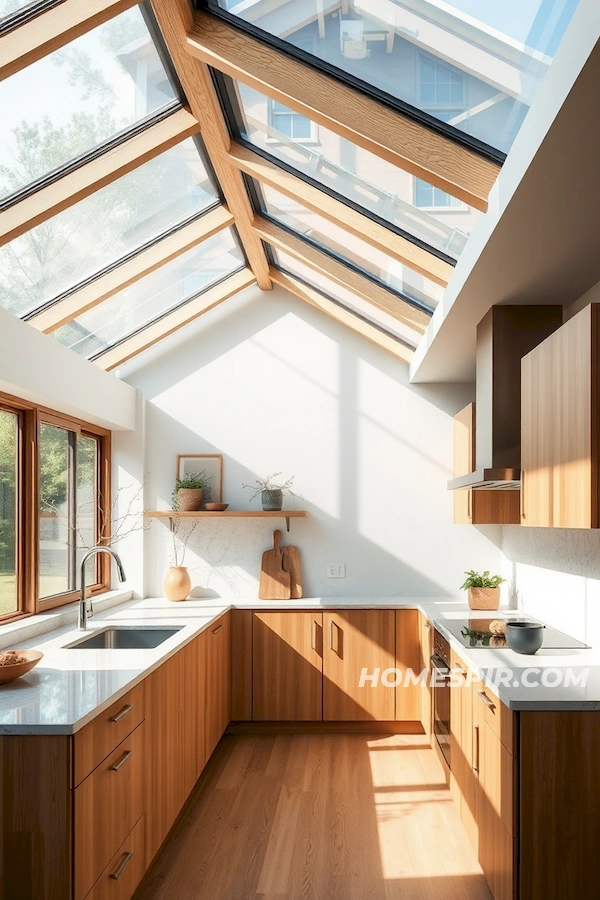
[431,629,451,770]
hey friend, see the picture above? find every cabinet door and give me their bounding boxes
[419,613,433,736]
[450,653,479,854]
[477,717,516,900]
[453,403,474,524]
[179,638,199,800]
[521,330,557,527]
[253,612,323,721]
[395,609,421,722]
[205,612,231,760]
[323,611,395,721]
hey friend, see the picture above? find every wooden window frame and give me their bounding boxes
[0,391,111,624]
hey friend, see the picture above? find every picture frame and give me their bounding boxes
[176,454,223,505]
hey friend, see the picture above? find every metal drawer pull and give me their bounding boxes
[311,619,317,651]
[109,750,133,772]
[110,851,134,880]
[478,691,496,712]
[109,703,133,723]
[473,725,480,773]
[212,625,223,635]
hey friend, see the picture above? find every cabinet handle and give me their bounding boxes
[520,471,526,520]
[212,625,223,635]
[424,621,431,630]
[109,703,133,723]
[110,851,134,880]
[473,725,480,773]
[311,619,317,651]
[478,690,496,713]
[467,488,472,520]
[109,749,133,772]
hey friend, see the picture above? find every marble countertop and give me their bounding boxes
[0,595,599,734]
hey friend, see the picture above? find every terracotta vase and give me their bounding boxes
[177,488,203,511]
[164,566,191,602]
[468,586,500,610]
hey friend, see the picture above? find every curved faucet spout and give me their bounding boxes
[79,546,127,631]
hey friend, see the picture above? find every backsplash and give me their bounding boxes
[502,526,600,647]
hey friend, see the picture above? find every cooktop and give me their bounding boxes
[443,613,589,650]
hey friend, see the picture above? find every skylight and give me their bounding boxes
[209,0,579,155]
[0,5,180,202]
[52,227,245,359]
[255,182,443,309]
[221,76,478,261]
[0,138,219,318]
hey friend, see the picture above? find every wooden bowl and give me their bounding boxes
[0,650,43,685]
[205,503,229,512]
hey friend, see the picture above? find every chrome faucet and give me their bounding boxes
[79,546,126,631]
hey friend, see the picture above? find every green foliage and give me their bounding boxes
[460,569,505,590]
[242,473,297,503]
[172,472,211,510]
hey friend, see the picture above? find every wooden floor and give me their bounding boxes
[134,734,492,900]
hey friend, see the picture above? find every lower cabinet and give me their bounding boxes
[477,715,516,900]
[449,650,479,853]
[85,816,146,900]
[323,610,395,721]
[253,612,323,720]
[205,612,231,759]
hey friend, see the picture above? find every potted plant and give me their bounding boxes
[242,473,298,511]
[173,471,211,512]
[460,570,506,611]
[163,518,200,602]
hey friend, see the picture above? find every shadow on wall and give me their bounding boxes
[503,525,600,580]
[125,286,503,598]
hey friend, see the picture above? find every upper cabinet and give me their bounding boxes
[521,304,599,528]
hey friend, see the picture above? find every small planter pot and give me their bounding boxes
[163,566,191,602]
[262,489,283,511]
[177,488,203,511]
[468,587,500,610]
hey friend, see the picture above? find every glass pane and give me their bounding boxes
[272,248,425,347]
[0,0,51,24]
[77,435,98,588]
[229,79,477,258]
[53,227,245,358]
[214,0,579,153]
[0,6,178,202]
[39,423,71,599]
[0,138,218,318]
[258,183,443,308]
[0,409,18,617]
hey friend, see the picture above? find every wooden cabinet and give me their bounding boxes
[477,714,516,900]
[85,816,145,900]
[323,610,395,721]
[253,612,323,721]
[205,612,231,760]
[419,613,433,736]
[449,650,479,853]
[453,403,520,525]
[395,609,421,723]
[521,303,600,528]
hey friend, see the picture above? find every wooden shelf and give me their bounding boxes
[145,510,309,531]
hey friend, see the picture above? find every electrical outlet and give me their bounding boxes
[327,563,346,578]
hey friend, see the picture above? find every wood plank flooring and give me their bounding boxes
[134,734,492,900]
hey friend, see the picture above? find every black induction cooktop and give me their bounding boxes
[442,613,588,650]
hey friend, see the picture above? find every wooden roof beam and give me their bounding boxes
[254,216,430,334]
[31,205,234,332]
[0,0,137,82]
[270,268,414,365]
[0,107,199,247]
[149,0,272,289]
[187,11,500,211]
[228,142,453,286]
[95,267,256,371]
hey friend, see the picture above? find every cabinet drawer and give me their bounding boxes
[85,816,145,900]
[74,682,145,786]
[75,722,145,900]
[476,686,516,756]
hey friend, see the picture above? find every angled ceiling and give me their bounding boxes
[0,0,579,371]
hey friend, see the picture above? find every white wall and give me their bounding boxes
[122,284,503,599]
[0,305,136,431]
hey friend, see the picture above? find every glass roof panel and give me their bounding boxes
[257,182,443,309]
[0,0,53,26]
[0,5,178,203]
[271,247,425,348]
[52,227,244,358]
[0,138,218,318]
[212,0,579,155]
[227,78,477,260]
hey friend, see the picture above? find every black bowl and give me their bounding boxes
[505,622,545,654]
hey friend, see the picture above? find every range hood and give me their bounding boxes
[448,305,563,491]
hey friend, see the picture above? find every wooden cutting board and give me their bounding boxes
[259,530,291,600]
[282,545,302,599]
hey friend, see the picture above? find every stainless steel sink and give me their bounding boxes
[65,626,183,650]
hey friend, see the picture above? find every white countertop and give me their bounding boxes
[0,594,599,734]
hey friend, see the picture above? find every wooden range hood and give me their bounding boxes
[448,305,563,491]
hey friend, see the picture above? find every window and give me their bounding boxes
[414,179,462,210]
[418,56,465,120]
[0,393,110,622]
[268,100,313,142]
